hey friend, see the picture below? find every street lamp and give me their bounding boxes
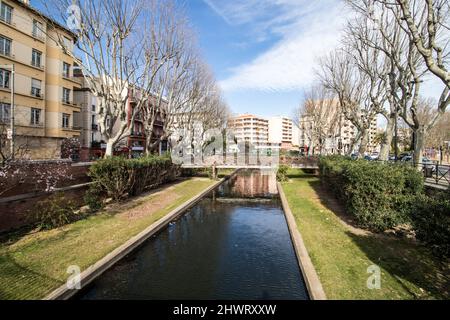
[0,64,15,160]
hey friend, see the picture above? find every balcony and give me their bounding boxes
[30,90,44,99]
[62,126,81,131]
[32,31,46,42]
[31,61,44,70]
[29,122,44,128]
[131,132,145,138]
[154,120,164,127]
[62,100,79,107]
[0,51,14,59]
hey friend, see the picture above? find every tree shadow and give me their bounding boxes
[345,231,450,299]
[293,170,450,299]
[0,252,63,299]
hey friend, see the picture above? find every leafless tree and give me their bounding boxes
[296,85,340,155]
[343,11,393,159]
[39,0,183,156]
[346,0,450,165]
[393,0,450,88]
[317,49,378,156]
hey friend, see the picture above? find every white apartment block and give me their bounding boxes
[228,114,300,150]
[228,114,269,146]
[268,116,300,150]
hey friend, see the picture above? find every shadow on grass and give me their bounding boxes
[291,169,450,299]
[0,252,63,299]
[345,231,450,299]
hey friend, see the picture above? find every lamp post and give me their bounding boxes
[1,64,15,160]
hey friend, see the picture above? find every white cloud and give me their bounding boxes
[203,0,351,92]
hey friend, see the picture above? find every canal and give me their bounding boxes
[77,169,309,300]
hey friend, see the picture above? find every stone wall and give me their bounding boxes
[0,161,92,233]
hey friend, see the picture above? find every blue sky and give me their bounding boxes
[183,0,350,118]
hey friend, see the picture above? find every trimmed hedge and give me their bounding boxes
[319,156,450,257]
[89,155,180,201]
[410,194,450,257]
[276,165,289,182]
[319,156,423,232]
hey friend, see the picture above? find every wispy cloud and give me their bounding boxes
[203,0,351,92]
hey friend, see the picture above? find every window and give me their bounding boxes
[31,78,42,97]
[32,20,43,39]
[0,68,10,88]
[62,113,70,128]
[32,49,42,67]
[91,114,96,124]
[0,2,12,24]
[91,104,96,112]
[62,87,71,103]
[62,62,70,78]
[62,36,72,53]
[31,108,41,125]
[0,102,10,123]
[0,35,11,56]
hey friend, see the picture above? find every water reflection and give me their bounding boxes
[217,169,278,199]
[77,170,308,300]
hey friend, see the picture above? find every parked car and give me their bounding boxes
[388,155,397,161]
[364,153,379,161]
[398,153,411,161]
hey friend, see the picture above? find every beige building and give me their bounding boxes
[73,77,101,151]
[0,0,81,159]
[299,112,378,155]
[228,114,269,146]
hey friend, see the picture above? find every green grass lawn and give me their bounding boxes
[282,169,449,300]
[0,178,215,300]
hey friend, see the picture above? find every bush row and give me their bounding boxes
[319,156,450,257]
[89,155,181,201]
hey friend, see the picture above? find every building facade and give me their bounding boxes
[299,112,378,155]
[227,114,269,146]
[268,116,299,150]
[0,0,81,159]
[73,77,102,159]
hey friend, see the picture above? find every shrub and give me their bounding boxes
[276,165,289,182]
[410,195,450,258]
[32,193,79,230]
[89,155,180,201]
[319,157,424,232]
[84,183,104,213]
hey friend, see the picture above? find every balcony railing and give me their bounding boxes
[31,90,44,99]
[31,61,44,69]
[91,124,99,131]
[32,31,46,42]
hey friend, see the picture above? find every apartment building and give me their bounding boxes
[227,114,269,146]
[73,77,102,158]
[268,116,300,150]
[0,0,81,159]
[299,112,378,155]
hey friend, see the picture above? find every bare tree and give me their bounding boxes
[393,0,450,88]
[38,0,182,156]
[346,0,450,165]
[317,49,378,156]
[297,85,340,155]
[344,11,393,159]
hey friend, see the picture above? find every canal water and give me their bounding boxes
[78,169,308,300]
